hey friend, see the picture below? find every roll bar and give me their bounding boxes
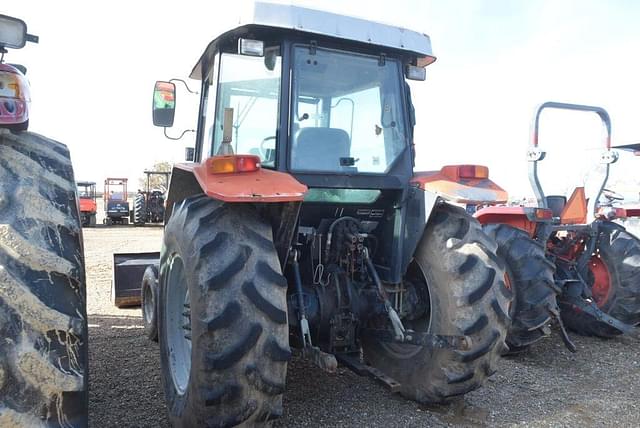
[527,101,616,222]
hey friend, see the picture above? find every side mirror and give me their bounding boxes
[0,14,27,49]
[152,81,176,127]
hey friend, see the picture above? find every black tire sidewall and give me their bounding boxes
[142,266,159,341]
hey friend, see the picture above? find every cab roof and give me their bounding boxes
[190,2,435,80]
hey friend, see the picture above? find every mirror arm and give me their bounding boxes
[169,78,198,95]
[163,127,195,141]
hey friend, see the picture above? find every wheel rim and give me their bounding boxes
[379,261,431,359]
[589,255,612,307]
[143,282,154,323]
[165,254,191,395]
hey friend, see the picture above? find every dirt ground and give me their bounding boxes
[86,216,640,427]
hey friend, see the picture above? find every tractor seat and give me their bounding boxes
[291,127,351,171]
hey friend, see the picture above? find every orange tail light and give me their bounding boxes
[207,155,261,174]
[441,165,489,181]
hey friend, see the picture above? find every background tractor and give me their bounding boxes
[0,14,88,426]
[77,180,97,227]
[104,177,130,225]
[116,3,512,426]
[133,170,170,225]
[476,102,640,352]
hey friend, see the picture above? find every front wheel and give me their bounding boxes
[159,195,290,427]
[561,221,640,337]
[141,265,159,342]
[362,204,511,403]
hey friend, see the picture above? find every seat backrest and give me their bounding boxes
[291,127,350,171]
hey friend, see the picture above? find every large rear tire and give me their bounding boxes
[483,224,557,349]
[561,221,640,337]
[159,194,289,427]
[362,204,510,403]
[0,129,88,426]
[134,193,146,226]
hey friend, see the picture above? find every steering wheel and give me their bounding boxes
[259,136,276,161]
[602,188,624,201]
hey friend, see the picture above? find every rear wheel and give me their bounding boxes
[561,221,640,337]
[0,129,88,426]
[483,224,557,349]
[134,193,146,226]
[89,213,97,227]
[159,195,289,427]
[141,265,159,342]
[362,204,510,403]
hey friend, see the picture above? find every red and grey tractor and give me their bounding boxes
[77,180,98,227]
[476,102,640,352]
[115,3,513,425]
[0,14,88,426]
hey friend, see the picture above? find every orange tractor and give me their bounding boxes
[476,102,640,351]
[77,180,97,226]
[114,3,513,425]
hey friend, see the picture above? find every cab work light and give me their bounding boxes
[406,65,426,81]
[238,38,264,56]
[208,155,261,174]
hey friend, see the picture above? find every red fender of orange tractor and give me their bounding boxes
[474,206,553,237]
[411,165,508,205]
[176,155,308,203]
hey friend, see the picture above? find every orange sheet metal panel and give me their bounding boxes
[176,160,308,203]
[411,169,508,204]
[560,187,587,224]
[474,206,537,237]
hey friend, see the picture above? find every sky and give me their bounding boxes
[4,0,640,199]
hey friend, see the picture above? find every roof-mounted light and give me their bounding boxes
[239,38,264,57]
[406,65,426,81]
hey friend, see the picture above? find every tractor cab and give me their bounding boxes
[153,2,433,190]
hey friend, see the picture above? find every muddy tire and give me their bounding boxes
[362,204,510,403]
[561,221,640,337]
[0,129,88,426]
[141,265,159,342]
[159,194,289,427]
[134,193,146,226]
[483,224,557,348]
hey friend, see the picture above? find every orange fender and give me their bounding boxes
[411,165,508,205]
[175,157,308,203]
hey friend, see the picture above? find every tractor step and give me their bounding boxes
[336,353,401,393]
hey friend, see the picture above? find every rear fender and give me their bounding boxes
[166,162,308,267]
[401,169,508,277]
[410,165,508,205]
[474,206,553,237]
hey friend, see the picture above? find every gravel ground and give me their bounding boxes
[86,221,640,427]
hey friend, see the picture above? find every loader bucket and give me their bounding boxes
[112,252,160,308]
